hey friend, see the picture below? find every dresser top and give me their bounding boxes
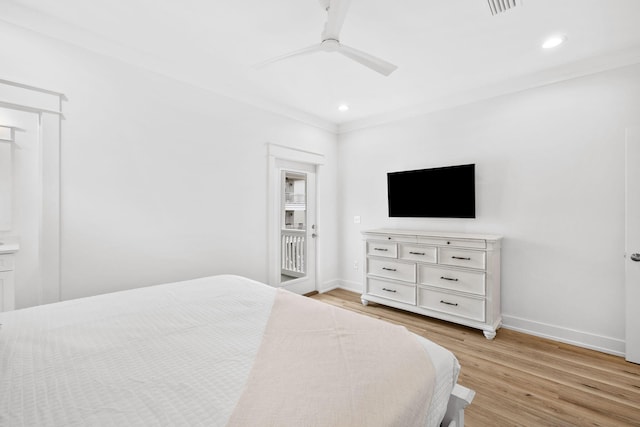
[362,229,502,242]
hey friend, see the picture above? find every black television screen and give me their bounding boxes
[387,164,475,218]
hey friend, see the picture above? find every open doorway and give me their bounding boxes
[275,161,316,294]
[0,78,63,308]
[267,144,323,295]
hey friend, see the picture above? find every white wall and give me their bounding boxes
[337,64,640,355]
[0,22,338,303]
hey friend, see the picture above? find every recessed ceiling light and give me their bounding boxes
[542,35,567,49]
[338,104,349,112]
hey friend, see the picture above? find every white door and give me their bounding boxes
[276,159,317,294]
[626,127,640,364]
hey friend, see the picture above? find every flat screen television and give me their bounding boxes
[387,164,475,218]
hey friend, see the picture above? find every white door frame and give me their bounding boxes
[625,126,640,364]
[267,143,324,290]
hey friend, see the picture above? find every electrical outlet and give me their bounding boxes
[353,261,358,270]
[353,216,361,224]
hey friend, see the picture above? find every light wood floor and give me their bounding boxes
[310,289,640,427]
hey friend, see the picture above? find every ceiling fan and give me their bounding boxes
[255,0,397,76]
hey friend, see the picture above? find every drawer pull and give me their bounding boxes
[440,300,459,307]
[440,276,459,282]
[382,288,397,293]
[451,256,471,261]
[409,251,425,255]
[382,267,397,272]
[373,248,389,252]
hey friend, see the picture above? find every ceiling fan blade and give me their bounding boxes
[254,43,324,69]
[337,44,397,76]
[321,0,352,41]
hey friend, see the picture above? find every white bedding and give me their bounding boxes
[0,275,459,426]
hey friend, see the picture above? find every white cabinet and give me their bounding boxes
[0,252,16,311]
[362,229,502,339]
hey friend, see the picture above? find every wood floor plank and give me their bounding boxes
[310,290,640,426]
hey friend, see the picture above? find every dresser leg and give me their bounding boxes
[483,330,496,340]
[361,297,369,306]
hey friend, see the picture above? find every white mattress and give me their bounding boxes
[0,275,459,426]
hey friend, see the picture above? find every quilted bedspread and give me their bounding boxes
[0,275,459,426]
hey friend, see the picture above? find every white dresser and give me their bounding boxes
[362,229,502,339]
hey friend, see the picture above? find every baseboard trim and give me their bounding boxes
[502,314,625,357]
[318,279,342,294]
[335,279,361,294]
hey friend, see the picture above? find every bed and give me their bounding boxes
[0,275,473,426]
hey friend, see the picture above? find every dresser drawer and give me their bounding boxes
[399,244,437,263]
[368,278,416,305]
[439,248,486,270]
[417,237,449,247]
[443,239,486,249]
[366,234,418,243]
[418,288,485,322]
[418,265,485,295]
[417,237,486,249]
[0,255,14,272]
[367,241,397,258]
[367,258,415,283]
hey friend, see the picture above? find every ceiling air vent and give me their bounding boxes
[487,0,517,16]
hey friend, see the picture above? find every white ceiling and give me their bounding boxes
[3,0,640,131]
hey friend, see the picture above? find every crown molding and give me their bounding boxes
[338,45,640,134]
[0,4,337,134]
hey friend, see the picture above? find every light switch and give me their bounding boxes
[353,216,361,224]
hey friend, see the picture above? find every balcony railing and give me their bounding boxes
[281,229,305,278]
